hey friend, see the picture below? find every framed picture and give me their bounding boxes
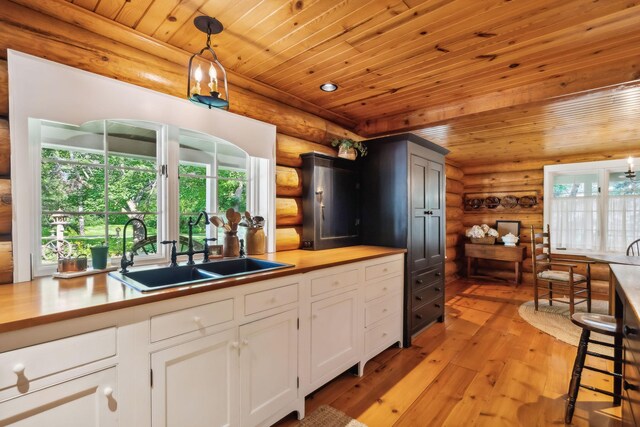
[495,220,521,243]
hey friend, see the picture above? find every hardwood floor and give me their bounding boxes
[276,279,621,427]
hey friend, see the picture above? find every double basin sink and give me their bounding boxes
[109,258,294,292]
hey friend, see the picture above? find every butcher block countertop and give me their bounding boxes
[0,246,405,333]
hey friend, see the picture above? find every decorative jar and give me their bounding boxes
[246,228,265,255]
[223,231,239,257]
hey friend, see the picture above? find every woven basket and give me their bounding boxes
[470,236,496,245]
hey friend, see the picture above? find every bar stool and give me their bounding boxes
[565,313,623,424]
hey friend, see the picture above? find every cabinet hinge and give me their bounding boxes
[297,318,300,330]
[150,369,153,388]
[297,376,300,389]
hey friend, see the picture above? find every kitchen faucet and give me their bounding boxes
[176,210,211,265]
[119,218,148,273]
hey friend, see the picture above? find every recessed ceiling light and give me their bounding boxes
[320,82,338,92]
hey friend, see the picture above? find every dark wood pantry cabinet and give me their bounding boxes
[359,133,449,345]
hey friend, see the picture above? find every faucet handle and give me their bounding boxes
[161,240,178,267]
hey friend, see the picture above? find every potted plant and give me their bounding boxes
[331,138,368,160]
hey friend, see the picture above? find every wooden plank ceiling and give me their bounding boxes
[64,0,640,158]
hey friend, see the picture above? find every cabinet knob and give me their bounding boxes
[416,279,423,285]
[416,296,423,301]
[382,332,388,337]
[193,316,202,324]
[383,268,388,272]
[242,339,249,347]
[383,287,388,291]
[624,325,637,337]
[333,281,340,286]
[230,341,240,349]
[12,363,25,375]
[103,387,114,397]
[434,287,441,292]
[435,303,441,308]
[435,272,441,277]
[625,380,638,391]
[416,314,423,320]
[383,308,388,312]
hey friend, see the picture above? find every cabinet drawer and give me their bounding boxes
[311,268,358,297]
[413,282,444,308]
[365,276,403,302]
[412,298,443,331]
[412,267,442,290]
[365,293,401,327]
[151,299,234,342]
[365,260,402,282]
[245,284,298,315]
[364,313,401,356]
[0,327,116,392]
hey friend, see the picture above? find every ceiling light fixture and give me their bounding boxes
[626,156,636,180]
[187,16,229,110]
[320,82,338,92]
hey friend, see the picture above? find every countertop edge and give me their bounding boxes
[612,264,640,321]
[0,247,407,333]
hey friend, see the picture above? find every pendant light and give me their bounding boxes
[187,16,229,110]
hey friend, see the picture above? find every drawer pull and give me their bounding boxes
[103,387,114,397]
[416,314,423,320]
[435,303,441,308]
[624,325,637,337]
[434,287,441,292]
[416,296,423,301]
[12,363,25,375]
[624,380,638,391]
[416,279,423,285]
[435,272,441,277]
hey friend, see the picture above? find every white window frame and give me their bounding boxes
[8,50,276,283]
[544,158,636,255]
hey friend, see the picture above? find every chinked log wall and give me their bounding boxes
[445,162,464,283]
[0,1,466,284]
[461,153,640,292]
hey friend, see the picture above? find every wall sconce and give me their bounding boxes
[626,156,636,180]
[187,16,229,110]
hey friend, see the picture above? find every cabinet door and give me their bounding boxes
[0,367,117,426]
[310,290,359,385]
[410,155,444,271]
[151,328,238,427]
[239,309,297,427]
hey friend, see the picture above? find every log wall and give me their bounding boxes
[445,162,464,283]
[461,153,636,291]
[0,2,357,283]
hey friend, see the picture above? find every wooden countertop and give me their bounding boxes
[612,264,640,320]
[0,246,405,333]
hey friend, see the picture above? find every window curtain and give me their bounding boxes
[607,195,640,253]
[550,196,600,251]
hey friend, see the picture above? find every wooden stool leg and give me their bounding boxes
[549,282,553,306]
[534,279,539,311]
[614,333,622,406]
[566,328,590,424]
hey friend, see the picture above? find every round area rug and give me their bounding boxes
[518,299,614,356]
[299,405,367,427]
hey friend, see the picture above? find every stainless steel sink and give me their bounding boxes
[109,258,294,292]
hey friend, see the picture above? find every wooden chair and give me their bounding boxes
[565,313,622,423]
[530,225,592,315]
[627,238,640,256]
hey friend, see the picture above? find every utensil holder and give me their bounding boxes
[223,231,240,257]
[246,228,265,255]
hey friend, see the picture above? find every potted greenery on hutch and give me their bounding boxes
[331,138,368,160]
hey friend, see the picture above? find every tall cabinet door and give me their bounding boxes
[426,160,444,267]
[410,154,444,271]
[239,309,298,427]
[151,328,239,427]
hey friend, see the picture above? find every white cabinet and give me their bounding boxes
[239,309,298,427]
[150,328,238,427]
[309,290,359,387]
[0,367,118,426]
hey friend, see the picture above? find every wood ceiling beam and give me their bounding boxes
[9,0,358,131]
[356,57,640,136]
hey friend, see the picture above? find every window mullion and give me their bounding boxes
[166,125,180,245]
[103,120,109,249]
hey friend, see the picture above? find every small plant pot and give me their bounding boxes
[338,146,357,160]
